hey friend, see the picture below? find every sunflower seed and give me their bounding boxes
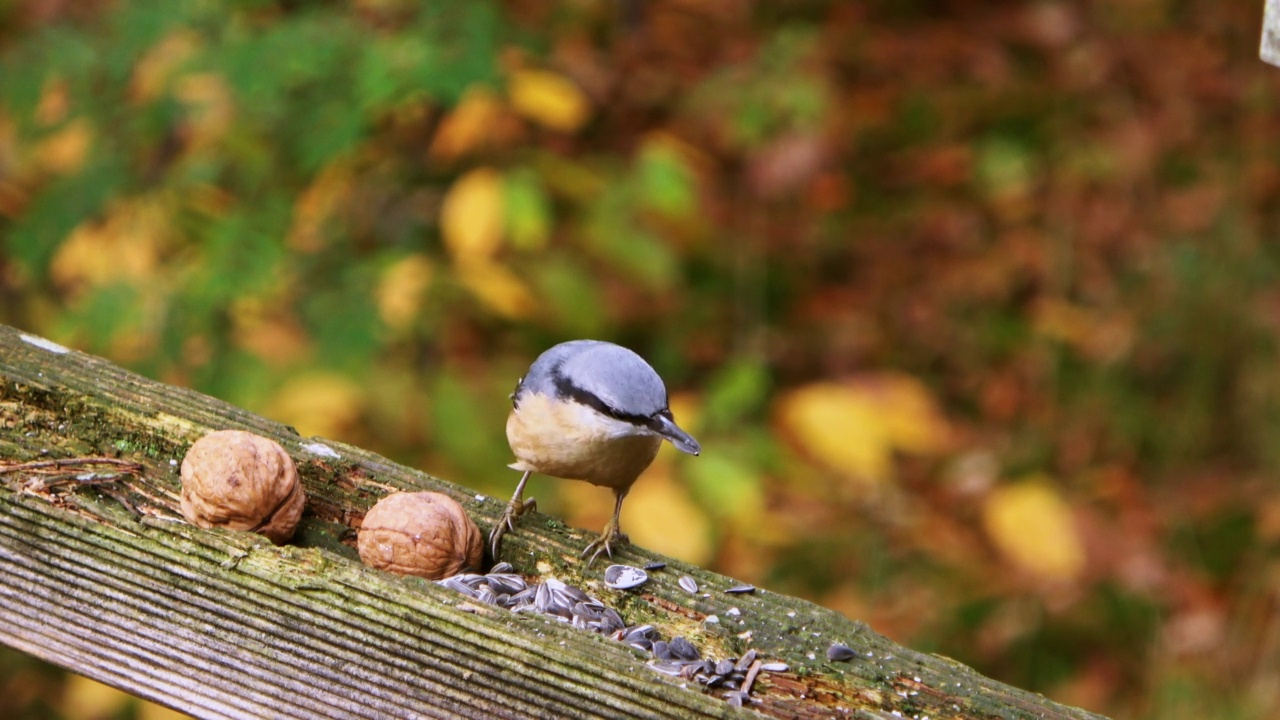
[572,601,602,622]
[600,609,625,634]
[678,575,698,594]
[553,580,590,604]
[827,642,858,662]
[651,640,671,660]
[486,574,526,595]
[715,659,735,675]
[735,650,758,672]
[725,691,746,707]
[669,636,700,661]
[653,661,686,676]
[490,561,515,574]
[535,582,553,612]
[760,662,789,672]
[604,564,649,590]
[624,624,656,642]
[643,561,667,571]
[725,584,755,594]
[447,577,482,598]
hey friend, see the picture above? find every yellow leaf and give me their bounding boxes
[35,118,92,174]
[441,168,505,264]
[131,30,202,102]
[869,372,952,454]
[1033,298,1092,345]
[667,392,702,436]
[230,297,311,367]
[982,477,1086,581]
[377,254,434,330]
[622,469,714,566]
[172,73,234,152]
[430,86,504,160]
[1033,298,1133,362]
[287,158,355,252]
[776,382,894,486]
[266,372,364,440]
[51,195,168,295]
[455,260,535,319]
[776,374,951,487]
[60,675,132,720]
[508,69,590,132]
[35,77,70,125]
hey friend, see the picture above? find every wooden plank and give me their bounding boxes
[0,323,1109,719]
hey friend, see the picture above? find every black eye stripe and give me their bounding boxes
[549,365,664,429]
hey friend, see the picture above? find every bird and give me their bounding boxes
[488,340,701,564]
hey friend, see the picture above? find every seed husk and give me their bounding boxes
[678,575,699,594]
[725,583,756,594]
[669,636,700,661]
[827,642,858,662]
[604,564,649,590]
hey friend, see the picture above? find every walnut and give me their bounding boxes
[179,430,305,545]
[357,492,483,579]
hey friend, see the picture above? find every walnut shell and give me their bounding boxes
[357,492,483,579]
[179,430,305,545]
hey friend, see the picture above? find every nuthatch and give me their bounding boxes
[488,340,701,563]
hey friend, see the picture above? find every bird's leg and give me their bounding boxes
[583,490,630,566]
[489,470,537,559]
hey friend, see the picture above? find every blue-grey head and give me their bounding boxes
[514,340,701,455]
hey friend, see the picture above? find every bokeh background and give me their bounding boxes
[2,1,1278,718]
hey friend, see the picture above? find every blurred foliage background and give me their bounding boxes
[1,0,1278,718]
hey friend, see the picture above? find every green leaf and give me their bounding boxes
[636,143,696,218]
[529,255,605,337]
[504,168,552,250]
[684,449,764,523]
[584,185,679,291]
[976,136,1034,197]
[702,358,771,430]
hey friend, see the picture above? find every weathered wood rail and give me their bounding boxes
[0,323,1108,719]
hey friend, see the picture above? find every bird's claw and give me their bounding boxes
[582,525,629,567]
[489,497,536,560]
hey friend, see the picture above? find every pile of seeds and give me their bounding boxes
[437,562,628,634]
[436,563,788,707]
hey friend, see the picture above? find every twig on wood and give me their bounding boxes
[0,457,145,476]
[742,659,763,697]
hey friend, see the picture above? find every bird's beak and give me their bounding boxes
[653,413,701,456]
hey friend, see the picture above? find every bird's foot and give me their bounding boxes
[489,496,536,560]
[582,521,629,567]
